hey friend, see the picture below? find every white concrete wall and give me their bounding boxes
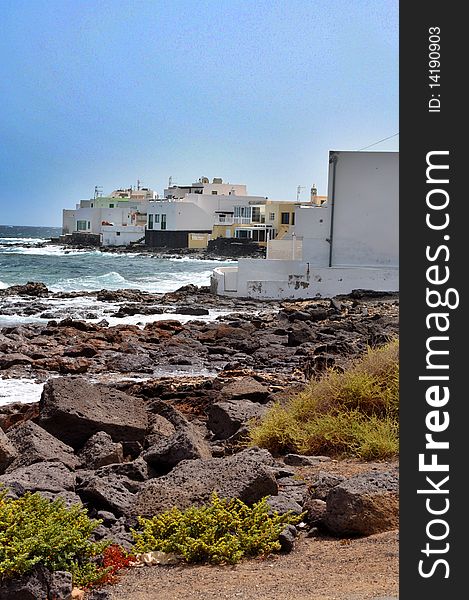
[328,151,398,267]
[212,262,398,299]
[62,210,75,234]
[101,225,145,246]
[64,207,136,234]
[145,195,261,231]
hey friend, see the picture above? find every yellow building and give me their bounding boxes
[211,198,327,246]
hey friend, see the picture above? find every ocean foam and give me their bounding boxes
[0,378,45,406]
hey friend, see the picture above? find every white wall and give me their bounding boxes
[212,262,398,299]
[328,151,399,267]
[101,225,145,246]
[145,194,262,231]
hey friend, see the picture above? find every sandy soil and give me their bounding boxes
[107,530,398,600]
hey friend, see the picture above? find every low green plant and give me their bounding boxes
[0,489,110,586]
[249,339,399,459]
[132,492,302,564]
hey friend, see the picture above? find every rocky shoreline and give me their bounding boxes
[0,282,399,598]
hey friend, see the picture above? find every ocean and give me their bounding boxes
[0,225,232,293]
[0,225,236,406]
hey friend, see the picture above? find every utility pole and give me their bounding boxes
[296,185,305,201]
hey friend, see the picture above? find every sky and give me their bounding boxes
[0,0,398,227]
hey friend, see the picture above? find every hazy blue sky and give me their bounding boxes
[0,0,398,227]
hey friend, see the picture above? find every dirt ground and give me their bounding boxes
[105,459,399,600]
[107,530,398,600]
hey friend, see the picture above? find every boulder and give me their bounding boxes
[176,306,210,316]
[306,472,345,501]
[278,524,298,552]
[143,429,211,473]
[0,352,34,369]
[5,281,49,297]
[77,473,139,516]
[220,377,270,402]
[283,453,331,467]
[38,378,148,448]
[111,354,154,373]
[303,498,327,526]
[0,566,72,600]
[207,400,267,440]
[96,457,149,482]
[6,421,79,472]
[0,428,18,474]
[266,493,304,516]
[78,431,124,470]
[133,448,278,516]
[324,471,399,536]
[0,461,76,495]
[287,322,316,347]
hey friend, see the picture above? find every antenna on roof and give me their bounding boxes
[296,185,305,201]
[94,186,103,199]
[168,176,173,187]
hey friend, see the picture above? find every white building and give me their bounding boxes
[212,151,399,299]
[62,184,153,246]
[145,177,267,248]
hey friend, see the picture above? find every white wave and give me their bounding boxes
[0,280,8,290]
[0,237,48,244]
[0,245,96,256]
[88,308,233,328]
[0,378,45,406]
[50,271,138,292]
[49,269,215,293]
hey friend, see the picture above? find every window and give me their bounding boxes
[148,214,154,229]
[161,214,167,230]
[211,191,218,195]
[292,212,295,226]
[91,203,94,208]
[234,206,252,219]
[269,212,275,221]
[109,203,114,208]
[252,229,266,242]
[218,214,226,223]
[76,220,87,231]
[252,207,261,223]
[116,231,121,236]
[155,214,160,223]
[235,229,250,239]
[281,212,290,225]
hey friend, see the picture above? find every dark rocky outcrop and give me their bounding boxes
[133,448,278,516]
[324,470,399,536]
[0,461,76,496]
[0,566,72,600]
[6,421,79,472]
[78,431,124,470]
[0,428,18,473]
[38,378,148,448]
[207,399,267,440]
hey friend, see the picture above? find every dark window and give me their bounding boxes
[116,231,121,236]
[292,212,295,225]
[161,214,167,230]
[211,191,218,195]
[148,214,154,229]
[281,212,290,225]
[109,203,114,208]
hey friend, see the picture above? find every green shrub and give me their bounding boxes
[132,492,302,564]
[0,489,110,586]
[249,339,399,459]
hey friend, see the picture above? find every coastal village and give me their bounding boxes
[0,150,399,599]
[60,150,399,300]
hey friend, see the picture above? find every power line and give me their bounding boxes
[357,132,399,151]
